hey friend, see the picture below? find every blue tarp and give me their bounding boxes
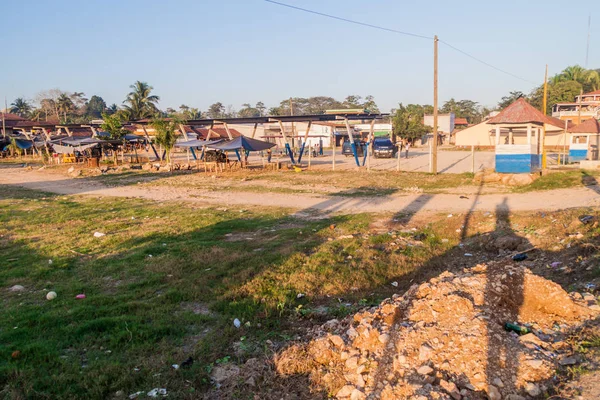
[207,136,275,152]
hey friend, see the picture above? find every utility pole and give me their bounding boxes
[541,65,548,170]
[289,97,295,150]
[2,98,6,138]
[432,35,439,174]
[577,88,583,125]
[585,14,591,68]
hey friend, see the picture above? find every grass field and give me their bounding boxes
[1,183,599,399]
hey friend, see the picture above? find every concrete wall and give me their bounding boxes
[455,122,570,148]
[424,114,454,134]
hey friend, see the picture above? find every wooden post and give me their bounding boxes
[541,65,548,169]
[332,126,336,171]
[308,143,312,169]
[179,124,189,141]
[397,139,402,172]
[432,35,439,174]
[223,123,233,140]
[471,145,475,174]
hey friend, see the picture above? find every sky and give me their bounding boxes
[1,0,597,113]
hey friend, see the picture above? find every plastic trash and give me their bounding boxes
[181,357,194,368]
[550,261,562,268]
[233,318,241,328]
[75,294,86,300]
[512,253,528,261]
[579,215,595,225]
[93,232,105,238]
[129,391,143,399]
[48,259,53,265]
[46,291,57,300]
[296,293,305,299]
[391,281,399,287]
[172,364,179,370]
[147,388,167,397]
[504,322,530,335]
[464,253,473,257]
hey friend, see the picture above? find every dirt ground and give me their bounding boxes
[1,166,600,216]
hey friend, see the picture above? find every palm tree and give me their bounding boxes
[123,81,160,120]
[57,94,74,123]
[151,117,180,168]
[9,98,32,118]
[552,65,600,92]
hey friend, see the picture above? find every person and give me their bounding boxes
[266,148,272,163]
[405,141,411,159]
[312,144,317,158]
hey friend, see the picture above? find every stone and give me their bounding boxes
[345,357,359,369]
[525,382,540,397]
[336,385,355,398]
[526,359,543,369]
[418,344,433,361]
[487,384,501,400]
[142,163,153,171]
[508,174,535,186]
[329,335,345,348]
[506,396,526,400]
[9,285,25,292]
[245,376,256,387]
[350,388,366,400]
[211,365,240,383]
[492,378,504,388]
[559,356,577,366]
[378,334,390,344]
[439,380,461,400]
[417,365,434,376]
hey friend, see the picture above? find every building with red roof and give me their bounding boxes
[552,89,600,125]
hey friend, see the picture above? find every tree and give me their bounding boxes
[9,98,32,118]
[86,95,107,119]
[238,103,260,118]
[36,89,63,122]
[498,91,524,109]
[101,113,129,141]
[362,95,380,113]
[529,80,582,115]
[441,98,483,123]
[255,101,266,116]
[392,103,429,142]
[550,65,600,93]
[123,81,160,120]
[207,102,225,118]
[343,95,363,108]
[151,117,180,167]
[106,104,118,115]
[57,93,75,123]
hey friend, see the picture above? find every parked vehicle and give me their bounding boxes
[342,140,365,157]
[372,137,397,158]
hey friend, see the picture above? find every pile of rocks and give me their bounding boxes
[276,263,598,399]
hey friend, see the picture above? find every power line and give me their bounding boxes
[438,39,537,85]
[264,0,537,85]
[263,0,433,40]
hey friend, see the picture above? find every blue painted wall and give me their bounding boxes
[568,149,587,162]
[496,154,540,173]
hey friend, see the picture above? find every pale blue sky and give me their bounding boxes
[1,0,596,112]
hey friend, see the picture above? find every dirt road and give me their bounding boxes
[2,167,600,214]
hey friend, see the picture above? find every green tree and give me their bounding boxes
[441,98,482,123]
[100,113,128,141]
[343,95,363,108]
[362,95,379,113]
[57,93,75,123]
[498,91,524,109]
[9,98,32,118]
[123,81,160,120]
[238,103,260,117]
[529,80,582,115]
[392,103,429,142]
[550,65,600,92]
[151,117,180,167]
[106,104,118,115]
[255,101,266,116]
[86,95,107,119]
[207,102,225,118]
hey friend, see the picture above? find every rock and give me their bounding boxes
[493,235,523,251]
[506,395,526,400]
[345,357,359,369]
[525,382,540,397]
[508,174,535,186]
[440,380,461,400]
[211,365,240,383]
[378,334,390,344]
[329,335,345,348]
[336,385,355,398]
[67,167,82,177]
[487,384,501,400]
[492,378,504,388]
[559,356,578,366]
[350,388,366,400]
[526,359,544,369]
[93,232,106,238]
[418,344,433,361]
[9,285,25,292]
[245,376,256,387]
[417,365,434,375]
[142,163,153,171]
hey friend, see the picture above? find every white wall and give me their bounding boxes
[424,114,455,134]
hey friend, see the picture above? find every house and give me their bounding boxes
[1,113,27,135]
[456,106,569,148]
[552,89,600,125]
[454,118,469,128]
[423,113,455,145]
[568,118,600,161]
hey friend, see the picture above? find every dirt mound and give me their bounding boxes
[275,263,597,399]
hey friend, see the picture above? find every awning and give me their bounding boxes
[52,143,98,154]
[174,139,222,148]
[206,136,275,151]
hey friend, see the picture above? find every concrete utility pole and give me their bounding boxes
[432,35,439,174]
[2,98,6,138]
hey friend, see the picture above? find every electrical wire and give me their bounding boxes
[264,0,433,40]
[264,0,537,85]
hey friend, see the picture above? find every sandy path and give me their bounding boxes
[2,168,600,214]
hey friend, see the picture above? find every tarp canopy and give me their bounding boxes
[61,137,106,146]
[174,139,222,148]
[206,136,275,151]
[52,143,98,154]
